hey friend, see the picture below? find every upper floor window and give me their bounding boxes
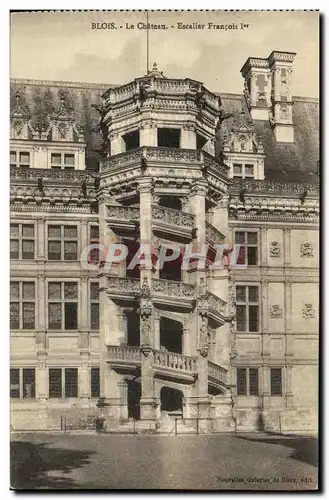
[48,281,78,330]
[51,153,75,170]
[10,368,36,399]
[90,282,99,330]
[89,225,100,264]
[236,285,259,333]
[232,163,255,179]
[10,151,30,168]
[157,128,180,148]
[235,231,258,266]
[48,225,78,261]
[123,130,140,151]
[10,223,35,260]
[10,281,35,330]
[237,367,259,396]
[270,368,283,396]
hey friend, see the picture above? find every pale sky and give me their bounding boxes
[10,10,319,97]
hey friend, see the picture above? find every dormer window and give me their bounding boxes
[233,162,254,179]
[10,151,30,168]
[51,153,75,170]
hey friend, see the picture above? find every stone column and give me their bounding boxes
[250,74,258,107]
[154,311,160,350]
[285,364,294,408]
[36,274,47,352]
[181,123,196,149]
[188,180,208,282]
[137,178,157,425]
[36,358,48,401]
[110,132,124,155]
[118,379,128,420]
[140,121,157,147]
[283,228,291,267]
[260,227,268,267]
[79,218,88,262]
[79,361,90,401]
[36,217,45,261]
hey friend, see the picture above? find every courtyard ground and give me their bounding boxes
[10,432,318,491]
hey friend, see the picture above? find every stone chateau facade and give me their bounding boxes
[10,51,319,433]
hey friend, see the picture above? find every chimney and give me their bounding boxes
[268,51,296,143]
[241,51,296,143]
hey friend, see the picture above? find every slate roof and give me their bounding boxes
[10,79,319,183]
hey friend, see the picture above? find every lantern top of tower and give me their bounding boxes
[146,62,166,79]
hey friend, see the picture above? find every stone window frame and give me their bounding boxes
[235,283,260,333]
[88,223,100,264]
[10,150,31,168]
[234,229,259,266]
[47,223,79,261]
[50,152,76,170]
[89,281,100,331]
[236,367,259,396]
[47,280,79,331]
[10,367,36,399]
[10,280,36,330]
[48,367,79,399]
[10,222,35,260]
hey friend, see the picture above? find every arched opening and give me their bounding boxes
[124,238,140,279]
[159,247,183,282]
[160,387,183,414]
[160,317,183,353]
[158,196,182,211]
[126,309,140,346]
[127,380,141,420]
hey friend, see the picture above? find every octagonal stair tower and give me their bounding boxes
[96,64,234,433]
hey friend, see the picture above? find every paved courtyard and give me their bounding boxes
[11,432,318,491]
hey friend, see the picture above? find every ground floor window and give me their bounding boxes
[236,367,259,396]
[90,367,100,398]
[270,368,283,396]
[10,368,36,399]
[49,368,78,398]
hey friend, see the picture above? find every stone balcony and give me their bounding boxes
[205,221,225,247]
[151,278,196,310]
[100,146,228,179]
[106,204,195,239]
[106,345,228,388]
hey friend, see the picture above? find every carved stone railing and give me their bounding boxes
[152,279,195,299]
[208,291,227,316]
[107,345,141,363]
[153,350,197,374]
[205,221,225,245]
[106,277,140,294]
[229,178,319,196]
[10,167,93,182]
[100,149,143,172]
[107,205,140,221]
[152,206,195,229]
[103,80,139,103]
[203,152,230,178]
[144,147,203,164]
[208,361,228,386]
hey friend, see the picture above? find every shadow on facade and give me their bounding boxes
[236,434,318,467]
[11,440,94,490]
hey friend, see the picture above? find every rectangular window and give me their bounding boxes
[49,368,79,398]
[23,369,36,398]
[48,282,78,330]
[270,368,283,396]
[235,285,259,332]
[10,151,30,168]
[235,231,258,266]
[48,225,78,261]
[232,163,255,179]
[236,368,259,396]
[90,282,99,330]
[89,225,100,263]
[157,128,181,148]
[123,130,140,151]
[10,281,35,330]
[51,153,75,170]
[91,367,100,398]
[10,368,36,399]
[10,368,20,398]
[49,368,62,398]
[10,223,35,260]
[65,368,78,397]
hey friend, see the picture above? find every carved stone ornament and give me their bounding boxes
[269,304,283,319]
[302,304,316,319]
[269,241,281,258]
[141,277,151,299]
[300,242,314,258]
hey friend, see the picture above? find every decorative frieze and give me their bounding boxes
[152,278,195,298]
[107,205,140,221]
[229,178,319,195]
[152,206,195,228]
[269,304,283,318]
